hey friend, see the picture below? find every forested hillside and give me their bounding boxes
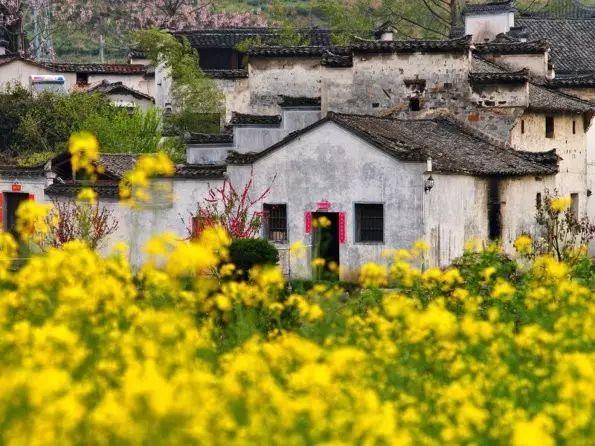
[2,0,594,62]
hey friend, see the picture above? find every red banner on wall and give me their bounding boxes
[339,212,346,244]
[11,183,21,192]
[305,212,312,234]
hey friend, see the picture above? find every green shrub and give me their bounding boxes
[229,238,279,276]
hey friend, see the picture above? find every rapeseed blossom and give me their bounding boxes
[0,181,593,444]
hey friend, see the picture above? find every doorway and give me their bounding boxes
[312,212,340,279]
[4,192,29,235]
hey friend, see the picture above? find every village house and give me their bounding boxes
[0,39,155,105]
[0,0,593,277]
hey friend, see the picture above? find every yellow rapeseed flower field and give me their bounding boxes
[0,224,592,445]
[1,147,593,445]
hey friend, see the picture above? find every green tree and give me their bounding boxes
[134,28,224,133]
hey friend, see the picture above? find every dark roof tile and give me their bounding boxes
[469,68,529,84]
[86,81,154,101]
[175,27,332,49]
[279,96,321,108]
[229,113,558,176]
[45,183,120,199]
[186,133,233,145]
[463,1,516,15]
[203,69,248,79]
[528,83,593,112]
[514,18,595,75]
[230,112,282,126]
[474,39,550,54]
[351,36,471,54]
[174,164,227,179]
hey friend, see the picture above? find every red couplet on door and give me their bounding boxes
[339,212,346,244]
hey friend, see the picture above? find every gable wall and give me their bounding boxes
[248,57,322,115]
[511,111,588,214]
[226,122,426,278]
[324,52,471,116]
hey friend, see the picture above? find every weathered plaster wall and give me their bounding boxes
[227,122,426,279]
[248,57,322,114]
[481,54,547,78]
[465,12,514,42]
[233,109,322,153]
[424,174,489,266]
[186,144,233,165]
[470,82,528,108]
[215,77,250,121]
[500,175,556,251]
[324,52,471,116]
[511,111,588,213]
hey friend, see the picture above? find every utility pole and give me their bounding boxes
[99,34,105,63]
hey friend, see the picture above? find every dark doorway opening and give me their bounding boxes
[487,179,502,241]
[312,212,340,279]
[3,192,29,236]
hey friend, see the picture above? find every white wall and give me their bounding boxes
[0,60,153,97]
[227,122,426,279]
[465,12,514,42]
[424,174,489,266]
[511,112,589,216]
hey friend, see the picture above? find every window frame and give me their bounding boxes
[262,203,288,244]
[354,202,385,245]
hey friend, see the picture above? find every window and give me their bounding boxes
[76,72,89,86]
[409,97,421,111]
[536,192,542,209]
[355,203,384,243]
[570,193,579,220]
[545,116,555,138]
[572,120,577,135]
[263,204,287,243]
[521,119,525,134]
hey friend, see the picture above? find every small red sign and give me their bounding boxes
[339,212,346,244]
[11,183,21,192]
[305,212,312,234]
[317,200,332,211]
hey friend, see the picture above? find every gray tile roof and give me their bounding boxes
[98,154,140,178]
[45,183,120,199]
[463,1,516,15]
[175,28,332,49]
[0,164,45,177]
[474,39,550,54]
[469,68,529,84]
[514,18,595,75]
[86,81,154,101]
[229,113,559,177]
[203,69,249,79]
[174,165,226,179]
[547,73,595,87]
[350,36,471,54]
[279,96,321,108]
[528,83,594,112]
[230,112,282,126]
[186,133,233,145]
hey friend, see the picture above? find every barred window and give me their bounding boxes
[355,203,384,243]
[263,204,287,243]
